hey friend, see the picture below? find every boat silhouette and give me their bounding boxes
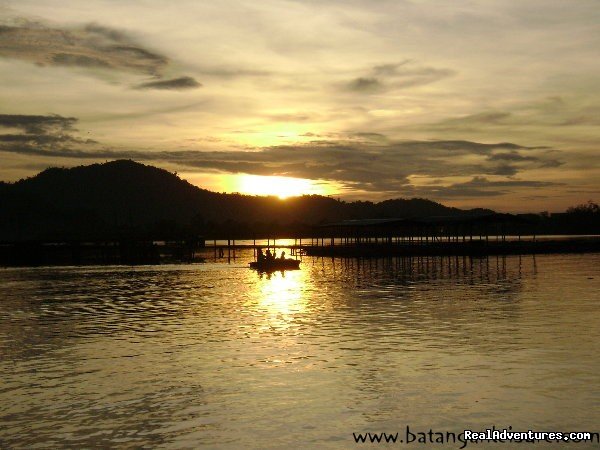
[249,258,301,272]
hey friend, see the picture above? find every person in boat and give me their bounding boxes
[257,248,265,263]
[265,249,274,261]
[279,251,286,260]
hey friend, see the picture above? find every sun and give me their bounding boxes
[237,174,324,199]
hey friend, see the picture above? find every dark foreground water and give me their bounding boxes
[1,253,599,449]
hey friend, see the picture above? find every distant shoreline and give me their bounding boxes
[1,236,599,267]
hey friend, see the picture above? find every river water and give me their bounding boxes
[1,253,599,449]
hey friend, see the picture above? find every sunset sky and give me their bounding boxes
[1,0,598,211]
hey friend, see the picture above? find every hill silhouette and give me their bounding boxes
[0,160,494,241]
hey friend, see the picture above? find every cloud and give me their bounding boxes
[0,18,204,90]
[0,114,97,156]
[134,76,202,90]
[487,151,539,162]
[347,60,454,93]
[194,66,271,78]
[82,23,129,43]
[443,112,513,127]
[424,97,600,133]
[374,61,454,87]
[51,53,112,68]
[417,176,563,198]
[0,114,76,134]
[0,19,168,75]
[348,77,382,92]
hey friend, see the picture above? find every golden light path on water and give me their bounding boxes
[253,270,308,331]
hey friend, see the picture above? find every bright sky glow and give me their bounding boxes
[0,0,598,210]
[236,175,328,199]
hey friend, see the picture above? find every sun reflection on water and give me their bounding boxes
[239,268,312,367]
[256,269,306,316]
[247,268,309,335]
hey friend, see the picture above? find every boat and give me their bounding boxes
[249,258,301,272]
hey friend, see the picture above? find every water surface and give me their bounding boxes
[1,253,599,448]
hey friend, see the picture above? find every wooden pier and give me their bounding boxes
[205,214,599,259]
